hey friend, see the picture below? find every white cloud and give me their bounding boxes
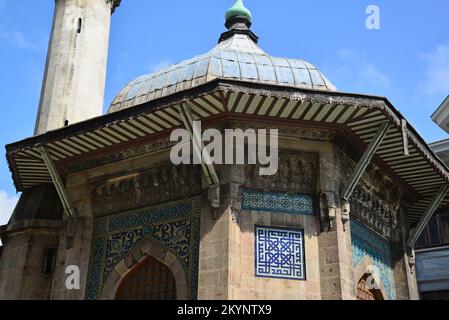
[421,44,449,96]
[0,27,41,50]
[149,60,173,73]
[325,48,391,92]
[0,190,18,226]
[0,0,43,50]
[361,63,391,89]
[0,191,18,246]
[337,48,355,60]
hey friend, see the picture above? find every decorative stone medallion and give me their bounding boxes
[255,226,306,281]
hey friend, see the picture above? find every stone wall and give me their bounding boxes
[45,125,417,300]
[53,149,203,299]
[333,141,416,300]
[196,130,336,300]
[0,223,60,300]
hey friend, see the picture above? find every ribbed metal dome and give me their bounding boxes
[109,9,336,113]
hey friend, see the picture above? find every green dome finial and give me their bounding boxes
[225,0,252,22]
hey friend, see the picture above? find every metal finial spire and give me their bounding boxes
[225,0,252,22]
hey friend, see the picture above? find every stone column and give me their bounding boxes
[197,165,244,300]
[318,145,355,300]
[50,172,94,300]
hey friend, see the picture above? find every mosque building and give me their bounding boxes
[1,0,447,300]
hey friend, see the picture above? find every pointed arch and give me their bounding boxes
[353,256,388,300]
[100,238,188,300]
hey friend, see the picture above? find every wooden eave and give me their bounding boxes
[5,79,449,225]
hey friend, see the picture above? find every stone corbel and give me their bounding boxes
[341,201,351,229]
[208,184,221,210]
[406,246,416,274]
[319,191,338,231]
[213,182,242,222]
[228,183,242,223]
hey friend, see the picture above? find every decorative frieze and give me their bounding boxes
[245,151,318,194]
[242,189,314,216]
[350,186,399,240]
[228,121,335,142]
[91,163,201,215]
[64,138,175,174]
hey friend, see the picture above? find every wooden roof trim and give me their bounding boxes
[5,79,449,193]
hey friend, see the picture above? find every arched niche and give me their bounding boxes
[353,256,388,300]
[100,238,189,300]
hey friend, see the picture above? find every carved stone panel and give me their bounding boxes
[91,163,201,215]
[350,186,400,241]
[245,151,318,194]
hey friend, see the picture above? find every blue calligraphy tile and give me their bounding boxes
[255,226,306,280]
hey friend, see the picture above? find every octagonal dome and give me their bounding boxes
[109,13,336,113]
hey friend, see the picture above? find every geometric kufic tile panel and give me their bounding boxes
[255,226,306,280]
[242,189,315,216]
[351,219,397,300]
[85,197,201,300]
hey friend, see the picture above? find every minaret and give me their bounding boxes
[34,0,121,135]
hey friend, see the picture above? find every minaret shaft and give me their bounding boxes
[34,0,116,135]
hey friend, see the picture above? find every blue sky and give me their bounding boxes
[0,0,449,224]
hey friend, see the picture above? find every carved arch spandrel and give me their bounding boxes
[100,238,189,300]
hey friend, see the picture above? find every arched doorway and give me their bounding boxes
[356,274,384,300]
[115,256,177,300]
